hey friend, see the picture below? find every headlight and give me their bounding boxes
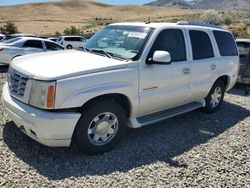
[29,80,56,109]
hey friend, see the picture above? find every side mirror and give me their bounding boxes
[147,51,172,65]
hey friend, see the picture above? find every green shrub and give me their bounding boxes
[63,26,80,35]
[199,10,224,25]
[0,21,18,35]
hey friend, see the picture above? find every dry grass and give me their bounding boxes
[0,0,202,35]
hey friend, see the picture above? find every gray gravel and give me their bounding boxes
[0,72,249,188]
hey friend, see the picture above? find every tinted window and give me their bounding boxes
[23,40,43,49]
[189,30,214,60]
[148,29,186,62]
[65,37,81,42]
[45,41,64,50]
[213,31,238,56]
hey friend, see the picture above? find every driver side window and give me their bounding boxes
[148,29,187,62]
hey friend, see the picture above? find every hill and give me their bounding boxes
[146,0,250,12]
[0,0,201,35]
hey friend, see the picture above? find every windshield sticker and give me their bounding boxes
[128,32,147,39]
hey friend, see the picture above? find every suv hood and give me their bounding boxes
[10,50,129,80]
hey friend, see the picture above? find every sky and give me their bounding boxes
[0,0,152,6]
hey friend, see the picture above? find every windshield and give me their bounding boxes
[84,25,153,60]
[2,37,22,44]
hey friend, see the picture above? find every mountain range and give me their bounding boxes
[145,0,250,12]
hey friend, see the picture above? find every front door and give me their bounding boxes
[139,29,191,116]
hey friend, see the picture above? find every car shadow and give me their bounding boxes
[227,83,250,96]
[2,101,250,180]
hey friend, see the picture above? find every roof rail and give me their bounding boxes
[177,21,225,30]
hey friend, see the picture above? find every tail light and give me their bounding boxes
[0,48,4,51]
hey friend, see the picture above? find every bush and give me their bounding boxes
[0,21,18,35]
[63,26,80,35]
[199,10,224,25]
[224,15,233,25]
[55,31,61,36]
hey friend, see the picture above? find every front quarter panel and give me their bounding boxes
[55,66,139,116]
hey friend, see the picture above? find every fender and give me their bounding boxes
[58,82,140,116]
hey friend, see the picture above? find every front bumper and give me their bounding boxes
[2,83,81,147]
[237,76,250,84]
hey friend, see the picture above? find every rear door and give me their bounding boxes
[187,29,217,100]
[23,40,44,54]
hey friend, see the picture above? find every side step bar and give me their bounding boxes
[137,101,204,126]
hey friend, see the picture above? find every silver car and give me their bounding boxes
[0,37,64,72]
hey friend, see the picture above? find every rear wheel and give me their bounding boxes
[66,45,73,49]
[73,101,127,155]
[201,80,225,113]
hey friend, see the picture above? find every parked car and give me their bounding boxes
[48,37,58,42]
[0,34,6,42]
[236,39,250,84]
[3,22,239,154]
[0,37,64,71]
[4,33,36,40]
[57,36,87,49]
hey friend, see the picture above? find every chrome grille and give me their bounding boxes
[8,68,28,98]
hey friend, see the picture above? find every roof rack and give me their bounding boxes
[177,21,225,30]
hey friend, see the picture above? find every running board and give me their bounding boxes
[137,101,204,126]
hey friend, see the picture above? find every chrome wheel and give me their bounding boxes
[87,112,118,146]
[210,86,222,108]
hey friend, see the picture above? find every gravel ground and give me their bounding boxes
[0,72,249,188]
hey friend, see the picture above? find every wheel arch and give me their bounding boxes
[80,93,132,118]
[215,75,230,90]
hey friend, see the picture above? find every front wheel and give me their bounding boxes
[201,80,225,113]
[73,101,127,155]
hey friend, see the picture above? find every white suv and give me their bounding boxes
[57,36,87,50]
[2,22,239,154]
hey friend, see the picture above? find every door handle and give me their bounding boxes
[211,64,216,70]
[183,68,190,75]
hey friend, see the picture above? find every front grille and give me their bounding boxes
[8,68,28,98]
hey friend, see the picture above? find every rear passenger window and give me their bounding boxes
[65,37,81,42]
[213,31,238,56]
[148,29,187,62]
[189,30,214,60]
[23,40,43,49]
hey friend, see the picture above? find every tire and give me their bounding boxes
[73,101,127,155]
[201,80,225,113]
[66,45,73,49]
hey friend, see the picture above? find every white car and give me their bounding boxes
[0,37,64,71]
[57,36,87,50]
[2,22,239,154]
[0,34,6,42]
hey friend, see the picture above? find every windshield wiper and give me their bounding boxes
[89,48,113,58]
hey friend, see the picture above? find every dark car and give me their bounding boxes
[236,39,250,94]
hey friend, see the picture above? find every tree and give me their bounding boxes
[63,26,80,35]
[0,21,18,35]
